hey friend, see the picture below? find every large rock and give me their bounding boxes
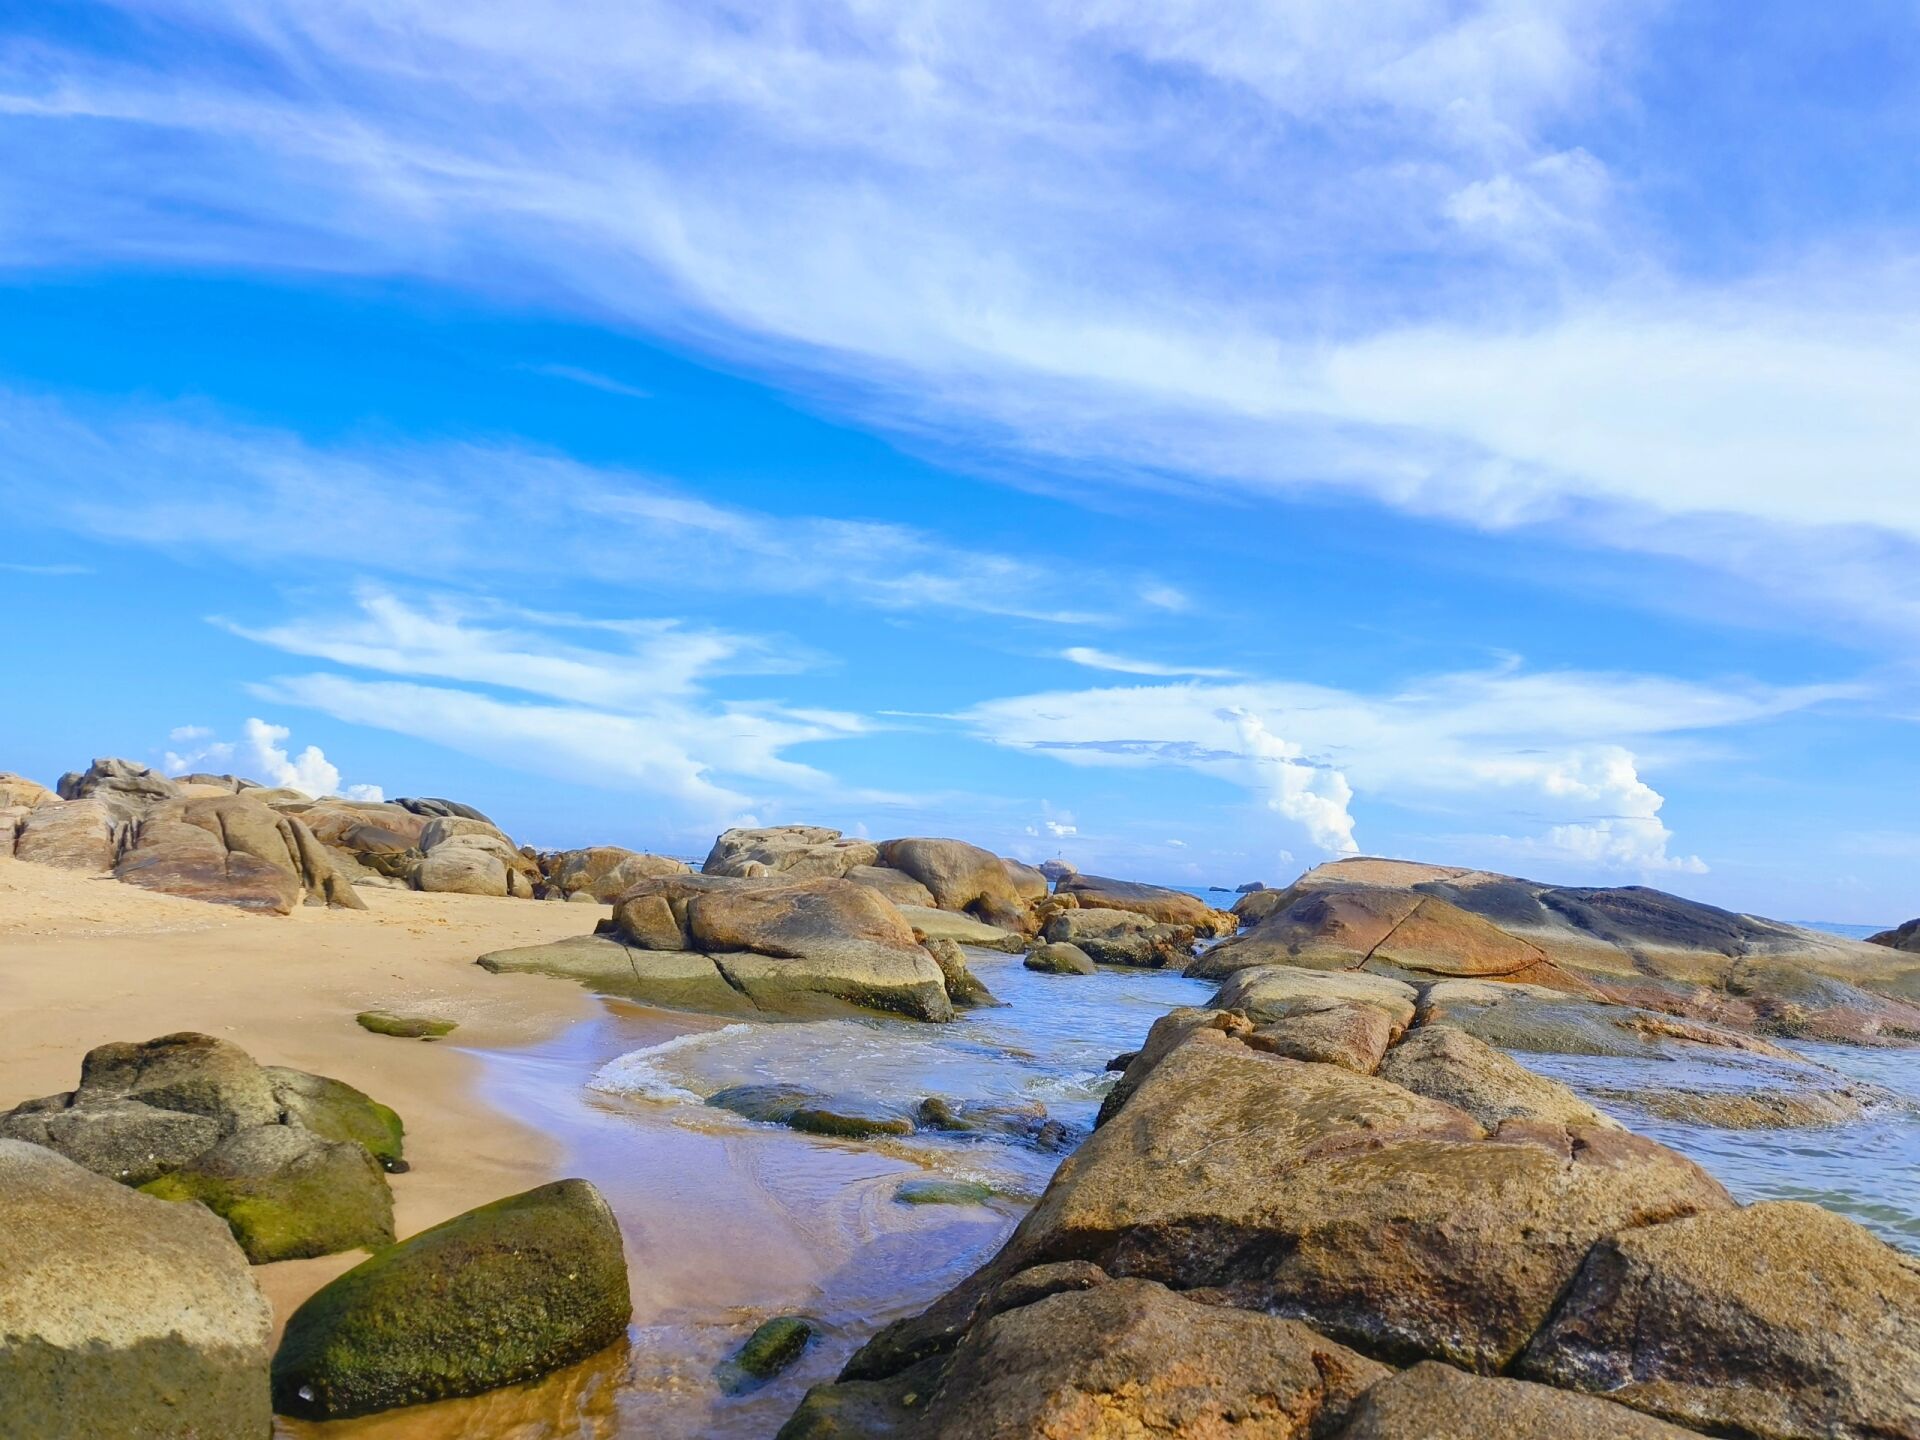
[0,1139,273,1439]
[1213,965,1418,1032]
[1095,1007,1251,1125]
[115,794,365,912]
[1379,1024,1617,1131]
[1522,1201,1920,1439]
[394,795,495,824]
[1025,941,1097,975]
[922,936,999,1007]
[1000,857,1049,903]
[12,797,120,871]
[878,837,1031,931]
[704,825,878,880]
[265,1067,405,1170]
[846,864,938,909]
[1419,979,1801,1059]
[271,1179,631,1418]
[56,756,182,822]
[543,845,691,902]
[912,1279,1389,1440]
[1057,872,1236,936]
[140,1122,394,1263]
[1043,907,1194,966]
[0,1033,282,1181]
[1008,1035,1732,1371]
[1334,1362,1703,1439]
[485,875,953,1021]
[1868,917,1920,952]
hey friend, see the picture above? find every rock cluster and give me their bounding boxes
[1204,856,1920,1046]
[0,1033,402,1263]
[782,961,1920,1439]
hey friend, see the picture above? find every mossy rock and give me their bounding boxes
[141,1124,394,1264]
[895,1178,996,1207]
[266,1066,405,1170]
[720,1315,816,1392]
[707,1085,913,1139]
[707,1083,816,1126]
[271,1178,631,1419]
[356,1011,457,1040]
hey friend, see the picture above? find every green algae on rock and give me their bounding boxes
[355,1010,458,1040]
[140,1123,395,1264]
[895,1177,996,1206]
[265,1065,406,1170]
[271,1178,631,1419]
[725,1315,816,1389]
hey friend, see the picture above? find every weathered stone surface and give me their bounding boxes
[115,795,365,912]
[1334,1362,1704,1440]
[1015,1037,1732,1371]
[71,1032,280,1134]
[0,1095,221,1188]
[57,756,182,822]
[729,1316,816,1385]
[846,864,937,909]
[1380,1024,1617,1130]
[12,797,120,871]
[914,1098,1075,1152]
[1095,1007,1251,1125]
[0,772,58,809]
[394,795,496,824]
[1025,941,1097,975]
[412,830,534,898]
[1522,1201,1920,1440]
[140,1123,394,1263]
[1246,1004,1397,1073]
[878,837,1031,931]
[0,1138,273,1440]
[1057,873,1236,936]
[1868,916,1920,952]
[544,845,690,902]
[1587,1082,1874,1129]
[1420,979,1802,1059]
[915,1280,1389,1440]
[272,1179,631,1418]
[707,1084,915,1138]
[1043,906,1195,966]
[478,936,763,1016]
[922,936,999,1007]
[1001,858,1049,902]
[1214,965,1418,1033]
[704,825,879,880]
[899,904,1027,953]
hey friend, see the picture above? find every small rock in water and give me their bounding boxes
[724,1315,817,1389]
[895,1177,996,1207]
[708,1084,914,1138]
[356,1011,457,1040]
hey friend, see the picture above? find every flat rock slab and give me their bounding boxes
[1333,1362,1705,1439]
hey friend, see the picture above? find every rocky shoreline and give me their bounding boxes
[3,755,1919,1437]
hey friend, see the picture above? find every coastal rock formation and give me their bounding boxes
[1057,872,1237,936]
[0,771,59,808]
[846,863,938,908]
[409,815,540,898]
[542,845,691,902]
[1869,916,1920,952]
[0,1033,402,1263]
[921,936,999,1006]
[480,874,954,1020]
[1001,857,1050,902]
[272,1179,631,1419]
[115,793,366,912]
[878,837,1032,931]
[705,825,879,880]
[1043,906,1195,966]
[789,957,1920,1440]
[1204,857,1920,1044]
[0,1139,275,1440]
[10,796,120,871]
[900,904,1027,953]
[57,756,182,822]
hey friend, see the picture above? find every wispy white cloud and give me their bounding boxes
[0,387,1151,626]
[523,362,652,400]
[0,561,92,575]
[231,589,894,825]
[1060,646,1236,679]
[8,1,1917,644]
[961,665,1855,873]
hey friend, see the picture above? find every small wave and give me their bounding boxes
[591,1023,756,1103]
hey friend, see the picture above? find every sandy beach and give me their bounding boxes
[0,859,605,1336]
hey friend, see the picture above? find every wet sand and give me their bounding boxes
[0,859,1023,1438]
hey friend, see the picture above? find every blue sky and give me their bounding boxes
[5,2,1920,921]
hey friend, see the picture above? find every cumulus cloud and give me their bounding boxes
[162,717,383,800]
[961,664,1851,873]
